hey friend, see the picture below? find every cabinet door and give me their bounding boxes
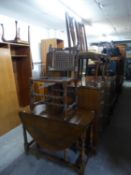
[0,48,20,135]
[41,39,57,66]
[78,88,100,110]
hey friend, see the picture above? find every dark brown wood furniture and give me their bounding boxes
[30,77,78,119]
[11,43,32,106]
[19,108,94,175]
[78,85,105,145]
[20,76,95,174]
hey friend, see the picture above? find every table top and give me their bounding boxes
[22,104,94,127]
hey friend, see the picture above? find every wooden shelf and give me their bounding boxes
[0,41,29,47]
[9,42,32,107]
[12,55,28,58]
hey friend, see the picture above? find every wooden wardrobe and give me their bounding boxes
[0,42,32,135]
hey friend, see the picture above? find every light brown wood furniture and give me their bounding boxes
[41,38,64,74]
[0,48,19,135]
[0,42,32,135]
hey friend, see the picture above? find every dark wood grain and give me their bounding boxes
[19,110,94,151]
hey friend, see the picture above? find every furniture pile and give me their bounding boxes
[19,14,126,175]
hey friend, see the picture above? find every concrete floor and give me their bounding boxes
[0,81,131,175]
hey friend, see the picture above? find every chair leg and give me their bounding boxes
[64,149,68,161]
[79,130,86,175]
[22,125,29,154]
[90,122,96,154]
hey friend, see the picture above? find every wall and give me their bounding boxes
[0,14,66,63]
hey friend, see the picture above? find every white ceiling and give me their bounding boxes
[0,0,131,42]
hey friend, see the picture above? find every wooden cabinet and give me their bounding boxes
[0,48,20,135]
[78,86,105,145]
[10,44,32,106]
[41,38,64,72]
[78,87,105,117]
[0,42,32,135]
